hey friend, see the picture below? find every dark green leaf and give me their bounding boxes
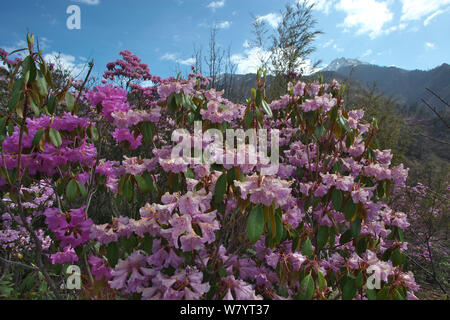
[350,217,361,238]
[340,229,352,245]
[332,189,343,211]
[343,200,357,221]
[106,242,119,268]
[212,173,227,206]
[342,278,357,300]
[298,274,315,300]
[302,239,313,258]
[246,205,264,244]
[317,226,329,250]
[66,179,78,202]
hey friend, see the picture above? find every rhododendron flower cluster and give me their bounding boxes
[0,39,421,300]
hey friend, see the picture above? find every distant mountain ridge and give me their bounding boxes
[225,59,450,108]
[321,58,370,72]
[317,60,450,107]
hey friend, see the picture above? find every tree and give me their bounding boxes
[268,0,322,98]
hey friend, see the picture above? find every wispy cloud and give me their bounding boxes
[361,49,373,58]
[161,53,195,66]
[424,42,436,51]
[207,0,225,12]
[423,9,448,26]
[216,21,231,29]
[400,0,450,22]
[256,13,282,29]
[44,52,88,78]
[308,0,336,15]
[231,47,319,75]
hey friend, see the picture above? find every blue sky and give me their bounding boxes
[1,0,449,79]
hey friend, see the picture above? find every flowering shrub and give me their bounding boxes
[391,182,449,294]
[0,34,420,300]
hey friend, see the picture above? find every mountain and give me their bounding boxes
[317,61,450,108]
[223,60,450,109]
[321,58,370,72]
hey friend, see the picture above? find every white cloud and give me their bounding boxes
[322,40,334,48]
[231,47,271,74]
[423,9,447,26]
[335,0,394,39]
[361,49,373,58]
[216,21,231,29]
[308,0,336,15]
[161,53,196,66]
[243,40,251,48]
[425,42,436,51]
[321,40,343,52]
[256,13,282,29]
[400,0,450,22]
[71,0,100,5]
[44,52,87,78]
[207,0,225,12]
[231,47,319,75]
[333,43,344,53]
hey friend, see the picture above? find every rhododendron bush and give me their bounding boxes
[0,35,420,300]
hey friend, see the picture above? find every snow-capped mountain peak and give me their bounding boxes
[322,58,370,72]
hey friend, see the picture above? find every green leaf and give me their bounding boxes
[8,79,24,112]
[315,125,326,139]
[142,234,153,254]
[246,205,264,244]
[355,271,364,288]
[244,111,254,128]
[350,217,362,238]
[66,179,78,202]
[367,289,377,300]
[332,189,343,211]
[338,116,351,133]
[36,70,48,97]
[391,249,405,267]
[342,278,357,300]
[135,175,150,193]
[76,180,87,199]
[340,229,352,245]
[317,271,327,290]
[317,226,329,250]
[212,173,227,206]
[122,234,137,254]
[124,178,133,202]
[261,100,273,118]
[141,122,154,144]
[356,237,367,255]
[89,126,99,141]
[47,95,57,114]
[255,89,262,107]
[343,200,357,221]
[106,242,119,268]
[298,274,315,300]
[29,97,40,117]
[376,286,390,300]
[0,117,6,136]
[22,56,36,83]
[302,239,313,258]
[65,91,75,112]
[48,128,62,148]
